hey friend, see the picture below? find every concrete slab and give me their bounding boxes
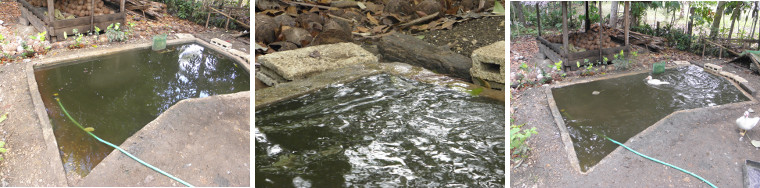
[470,41,505,84]
[174,33,194,39]
[211,38,232,49]
[79,92,250,187]
[673,60,690,66]
[256,42,378,82]
[705,63,722,73]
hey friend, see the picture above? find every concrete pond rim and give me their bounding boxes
[545,62,758,175]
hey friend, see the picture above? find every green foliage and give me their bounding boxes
[511,123,537,160]
[0,34,4,44]
[493,1,505,15]
[548,60,563,71]
[29,31,46,42]
[0,141,6,160]
[519,62,529,71]
[612,49,638,70]
[106,23,128,42]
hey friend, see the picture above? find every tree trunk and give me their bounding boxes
[688,6,694,37]
[537,3,541,36]
[671,6,676,27]
[512,2,527,26]
[710,1,727,39]
[610,1,618,28]
[729,4,741,40]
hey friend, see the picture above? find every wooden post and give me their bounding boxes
[702,36,706,57]
[563,2,569,55]
[624,1,630,49]
[598,1,603,61]
[47,0,54,35]
[206,0,214,28]
[584,1,590,32]
[91,0,95,33]
[536,3,541,37]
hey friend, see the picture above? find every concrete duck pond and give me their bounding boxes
[29,36,251,186]
[548,64,753,173]
[255,42,506,187]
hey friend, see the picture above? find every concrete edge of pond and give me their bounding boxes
[32,37,250,74]
[79,91,251,186]
[545,63,758,175]
[23,63,68,186]
[255,62,505,109]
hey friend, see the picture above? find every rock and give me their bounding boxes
[378,33,473,81]
[415,0,444,17]
[267,41,299,52]
[281,27,312,47]
[273,14,296,28]
[255,14,277,44]
[592,91,600,95]
[384,0,415,17]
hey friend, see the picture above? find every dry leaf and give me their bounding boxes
[286,6,298,16]
[367,12,380,25]
[318,0,331,5]
[441,19,456,30]
[371,25,387,34]
[357,26,370,33]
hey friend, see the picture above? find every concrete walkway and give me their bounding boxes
[79,91,250,187]
[0,63,67,186]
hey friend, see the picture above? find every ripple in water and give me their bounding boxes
[255,74,505,187]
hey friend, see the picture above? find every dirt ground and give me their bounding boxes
[0,63,66,186]
[510,41,760,187]
[416,15,506,57]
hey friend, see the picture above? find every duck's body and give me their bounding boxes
[645,76,670,85]
[737,110,760,140]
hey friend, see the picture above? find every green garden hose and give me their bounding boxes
[54,94,194,187]
[605,136,717,188]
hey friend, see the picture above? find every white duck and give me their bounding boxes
[736,110,760,141]
[645,75,670,85]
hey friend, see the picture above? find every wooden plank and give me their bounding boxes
[52,13,124,28]
[209,6,250,28]
[20,6,48,35]
[540,43,562,64]
[536,36,563,55]
[17,0,49,23]
[705,39,741,56]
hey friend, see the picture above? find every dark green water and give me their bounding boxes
[34,44,249,177]
[255,74,505,187]
[552,65,749,172]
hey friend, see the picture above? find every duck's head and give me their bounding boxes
[746,111,751,117]
[645,75,652,80]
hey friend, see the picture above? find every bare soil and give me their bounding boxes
[416,15,506,57]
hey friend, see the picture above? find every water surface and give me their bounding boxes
[552,65,749,171]
[35,44,249,177]
[255,74,505,187]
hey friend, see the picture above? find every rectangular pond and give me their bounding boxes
[34,43,250,178]
[255,74,505,187]
[552,65,750,172]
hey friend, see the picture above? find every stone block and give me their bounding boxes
[470,41,505,84]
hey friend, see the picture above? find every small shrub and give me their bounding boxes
[511,123,537,161]
[106,23,128,42]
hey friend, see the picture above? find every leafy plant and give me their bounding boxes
[106,23,128,42]
[519,62,529,71]
[29,31,46,42]
[0,141,7,161]
[511,123,537,161]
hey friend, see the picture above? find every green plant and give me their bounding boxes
[511,123,537,161]
[29,31,46,42]
[519,62,529,71]
[548,60,563,71]
[0,141,7,161]
[0,34,4,44]
[106,23,128,42]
